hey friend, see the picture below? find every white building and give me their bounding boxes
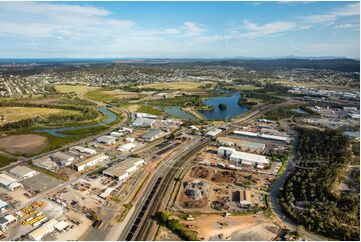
[9,166,38,180]
[28,219,58,241]
[217,146,236,158]
[74,153,109,172]
[117,143,137,152]
[217,137,265,153]
[233,130,289,143]
[0,199,9,213]
[51,152,75,166]
[71,146,97,155]
[0,173,23,191]
[132,112,157,119]
[0,214,16,228]
[125,137,135,143]
[230,151,269,168]
[96,136,117,145]
[205,128,222,138]
[110,131,123,138]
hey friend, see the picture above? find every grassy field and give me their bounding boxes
[55,84,96,95]
[0,107,80,125]
[139,81,205,90]
[224,84,262,91]
[0,155,17,168]
[84,88,115,103]
[136,105,164,116]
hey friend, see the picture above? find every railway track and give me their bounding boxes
[125,139,211,241]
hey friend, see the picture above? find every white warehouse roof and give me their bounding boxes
[233,130,258,137]
[230,151,269,165]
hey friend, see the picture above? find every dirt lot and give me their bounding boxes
[183,214,280,241]
[0,134,48,155]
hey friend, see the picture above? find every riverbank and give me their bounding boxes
[182,107,205,120]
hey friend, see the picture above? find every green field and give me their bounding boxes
[0,155,16,168]
[139,81,205,90]
[55,84,96,95]
[0,107,80,125]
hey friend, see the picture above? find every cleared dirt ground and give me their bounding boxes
[0,134,48,155]
[183,214,279,241]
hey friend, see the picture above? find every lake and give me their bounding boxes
[198,92,249,120]
[34,106,117,138]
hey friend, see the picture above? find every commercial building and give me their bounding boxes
[216,137,265,153]
[132,112,157,119]
[103,158,145,181]
[96,135,117,145]
[33,157,58,171]
[0,173,23,191]
[0,199,10,212]
[74,153,109,172]
[9,166,38,180]
[71,146,97,155]
[117,143,137,152]
[51,152,75,166]
[132,117,156,127]
[141,129,162,142]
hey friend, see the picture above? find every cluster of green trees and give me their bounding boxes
[157,211,198,241]
[279,128,359,240]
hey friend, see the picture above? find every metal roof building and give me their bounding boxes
[132,117,156,127]
[0,173,23,191]
[230,151,269,167]
[9,166,38,180]
[103,158,145,181]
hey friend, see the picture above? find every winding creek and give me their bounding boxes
[34,106,117,138]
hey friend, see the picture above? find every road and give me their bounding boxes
[119,101,304,241]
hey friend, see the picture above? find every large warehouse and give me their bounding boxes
[233,130,289,143]
[74,153,109,172]
[0,173,23,191]
[216,137,265,153]
[9,166,38,180]
[103,158,145,181]
[230,151,269,168]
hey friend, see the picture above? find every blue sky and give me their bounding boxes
[0,1,359,58]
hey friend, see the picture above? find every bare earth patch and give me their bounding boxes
[0,134,48,155]
[183,214,279,241]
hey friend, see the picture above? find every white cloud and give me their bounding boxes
[334,23,359,30]
[301,2,360,24]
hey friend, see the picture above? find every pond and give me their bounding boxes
[198,92,249,120]
[155,106,196,121]
[34,106,117,138]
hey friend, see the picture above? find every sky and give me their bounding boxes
[0,1,359,58]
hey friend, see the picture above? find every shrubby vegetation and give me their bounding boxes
[157,211,198,241]
[279,128,359,240]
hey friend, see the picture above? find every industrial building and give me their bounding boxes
[28,218,59,241]
[230,151,269,168]
[141,129,162,142]
[74,153,109,172]
[0,199,9,213]
[96,135,117,145]
[217,147,269,169]
[103,158,145,181]
[117,143,137,152]
[71,146,97,155]
[51,152,75,166]
[216,137,265,153]
[0,214,16,228]
[110,131,123,137]
[9,166,38,180]
[132,112,157,119]
[0,173,23,191]
[33,157,58,171]
[233,130,289,143]
[132,117,156,127]
[204,128,222,138]
[217,146,236,158]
